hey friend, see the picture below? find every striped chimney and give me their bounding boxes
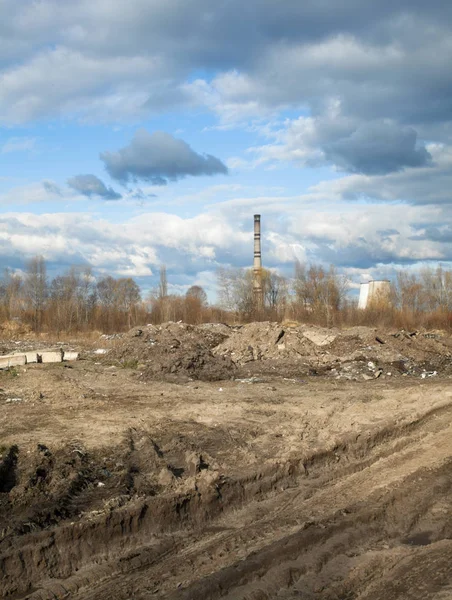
[253,214,263,310]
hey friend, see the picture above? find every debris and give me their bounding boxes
[0,354,26,369]
[275,330,285,344]
[302,328,337,347]
[15,351,39,364]
[106,322,234,382]
[421,371,437,379]
[96,321,452,382]
[63,351,80,361]
[39,350,63,364]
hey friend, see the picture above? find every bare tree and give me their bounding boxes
[184,285,208,324]
[0,269,23,321]
[186,285,208,306]
[293,261,348,325]
[116,278,141,328]
[263,272,288,312]
[24,256,47,331]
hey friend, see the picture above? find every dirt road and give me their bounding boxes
[1,354,452,598]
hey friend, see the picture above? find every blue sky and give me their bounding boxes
[1,0,452,300]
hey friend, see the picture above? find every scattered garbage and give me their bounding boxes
[421,371,437,379]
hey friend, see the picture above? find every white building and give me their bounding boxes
[358,280,391,309]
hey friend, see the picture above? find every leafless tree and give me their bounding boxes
[24,256,48,331]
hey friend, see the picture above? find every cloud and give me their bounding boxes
[323,123,431,174]
[0,181,64,205]
[248,114,432,175]
[0,0,449,146]
[307,143,452,205]
[3,181,452,301]
[100,130,228,184]
[1,136,36,153]
[42,180,62,196]
[67,174,122,200]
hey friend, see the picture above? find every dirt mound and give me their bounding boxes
[106,322,235,382]
[213,322,452,380]
[212,322,330,363]
[103,321,452,382]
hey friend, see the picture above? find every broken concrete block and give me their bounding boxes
[39,350,63,363]
[23,352,38,364]
[63,351,80,361]
[0,354,26,369]
[12,351,38,364]
[302,328,337,347]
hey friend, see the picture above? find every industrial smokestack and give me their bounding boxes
[253,214,263,310]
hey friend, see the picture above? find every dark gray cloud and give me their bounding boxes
[100,130,228,185]
[0,1,451,191]
[1,0,451,138]
[314,145,452,206]
[324,123,431,175]
[67,174,122,200]
[254,117,434,176]
[410,226,452,243]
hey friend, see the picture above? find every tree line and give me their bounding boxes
[0,258,223,333]
[217,262,452,330]
[0,257,144,334]
[2,256,452,334]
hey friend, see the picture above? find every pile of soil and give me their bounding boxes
[103,321,452,382]
[212,322,329,362]
[212,322,452,380]
[106,322,235,382]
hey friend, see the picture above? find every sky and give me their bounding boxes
[1,0,452,301]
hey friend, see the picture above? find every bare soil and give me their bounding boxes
[1,323,452,599]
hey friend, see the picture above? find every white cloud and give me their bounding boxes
[0,47,162,123]
[1,183,451,293]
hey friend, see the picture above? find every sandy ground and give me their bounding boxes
[1,339,452,598]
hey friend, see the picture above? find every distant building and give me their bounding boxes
[358,280,391,309]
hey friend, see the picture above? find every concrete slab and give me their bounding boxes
[23,352,38,364]
[63,351,80,361]
[39,350,63,363]
[0,354,26,369]
[302,328,337,347]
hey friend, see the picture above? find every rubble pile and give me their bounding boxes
[212,322,334,363]
[103,321,452,382]
[106,322,235,381]
[212,322,452,380]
